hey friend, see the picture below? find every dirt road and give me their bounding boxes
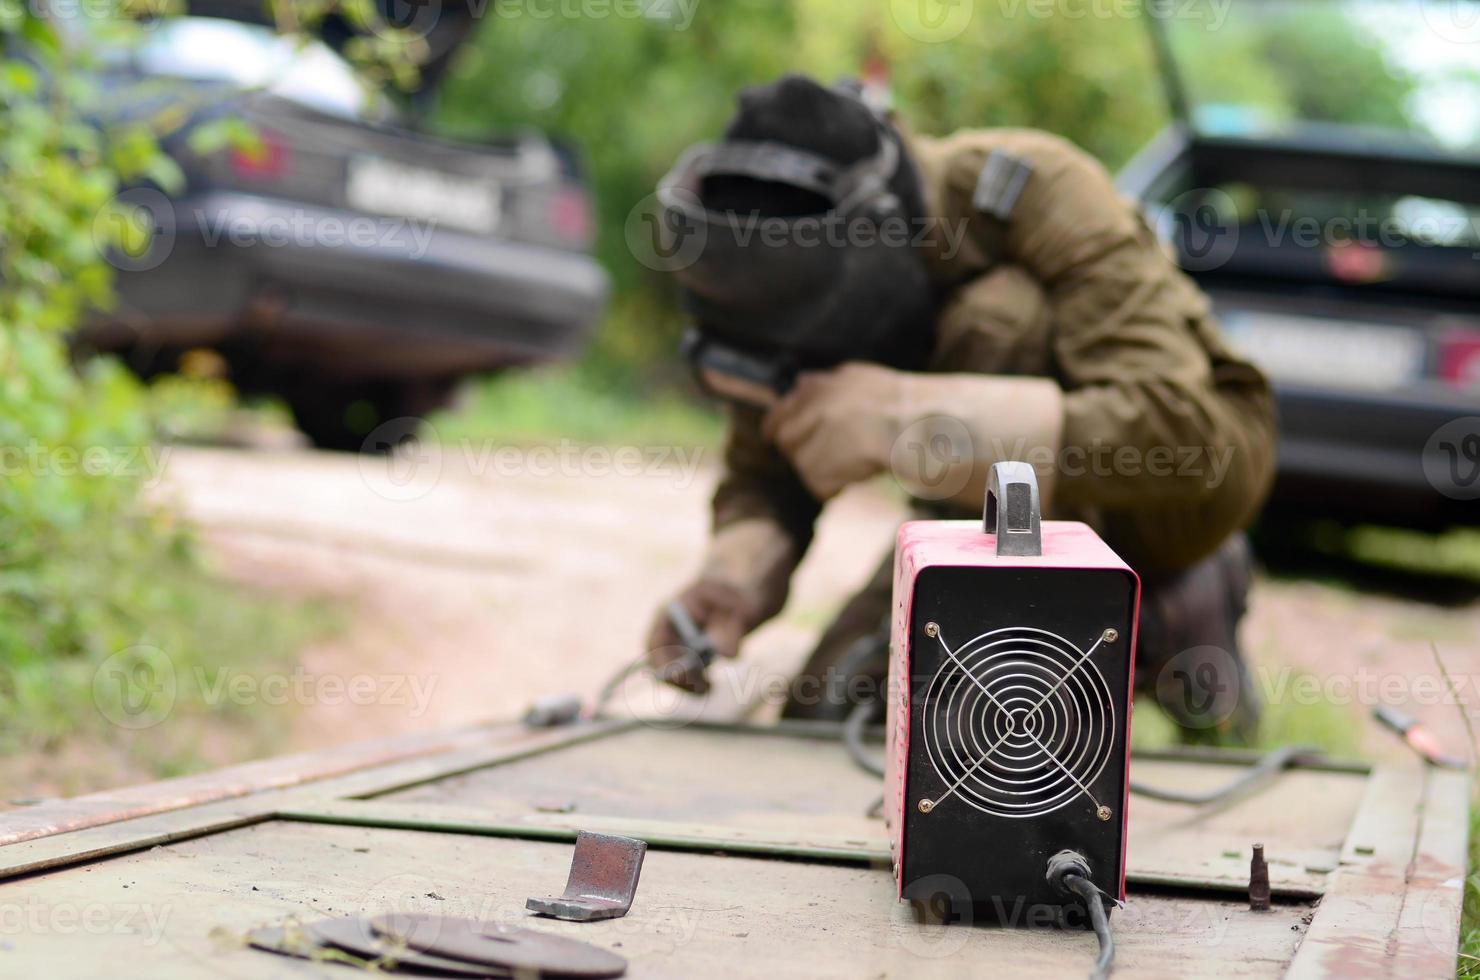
[156,443,1480,768]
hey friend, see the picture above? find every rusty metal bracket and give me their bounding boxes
[526,830,648,922]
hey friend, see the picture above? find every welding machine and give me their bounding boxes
[884,462,1139,924]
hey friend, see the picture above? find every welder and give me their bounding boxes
[643,74,1275,740]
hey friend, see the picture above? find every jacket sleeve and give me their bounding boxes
[946,130,1273,510]
[705,404,822,624]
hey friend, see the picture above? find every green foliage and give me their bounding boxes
[1166,1,1419,132]
[1463,805,1480,977]
[432,362,722,449]
[1130,676,1363,758]
[0,6,345,769]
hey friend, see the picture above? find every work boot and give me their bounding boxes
[1137,533,1261,744]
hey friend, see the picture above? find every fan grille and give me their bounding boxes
[921,626,1115,819]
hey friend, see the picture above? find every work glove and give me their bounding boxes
[645,518,801,692]
[762,362,1065,508]
[644,580,753,694]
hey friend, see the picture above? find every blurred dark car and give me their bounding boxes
[1120,0,1480,529]
[83,6,608,449]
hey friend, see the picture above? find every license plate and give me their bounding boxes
[1221,312,1427,391]
[346,156,500,235]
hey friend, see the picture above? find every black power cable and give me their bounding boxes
[1128,744,1321,807]
[1062,873,1115,980]
[1046,851,1115,980]
[844,702,887,777]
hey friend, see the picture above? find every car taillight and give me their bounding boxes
[1437,328,1480,390]
[549,185,593,249]
[229,130,291,182]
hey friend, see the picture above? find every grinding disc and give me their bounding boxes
[370,914,626,978]
[309,917,511,978]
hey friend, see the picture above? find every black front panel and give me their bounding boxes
[901,565,1136,920]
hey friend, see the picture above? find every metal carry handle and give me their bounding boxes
[983,461,1042,557]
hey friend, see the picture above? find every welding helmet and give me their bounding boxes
[656,75,936,399]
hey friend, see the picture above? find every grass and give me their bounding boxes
[1129,670,1364,760]
[1465,810,1480,978]
[1,524,340,794]
[430,366,724,450]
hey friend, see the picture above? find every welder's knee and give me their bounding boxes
[1101,389,1275,576]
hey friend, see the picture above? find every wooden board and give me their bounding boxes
[0,821,1314,979]
[381,725,1368,897]
[0,720,1467,978]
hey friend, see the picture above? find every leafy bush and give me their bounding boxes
[0,9,334,770]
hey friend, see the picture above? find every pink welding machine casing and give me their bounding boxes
[884,464,1140,913]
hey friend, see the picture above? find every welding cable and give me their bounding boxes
[1062,873,1115,980]
[844,702,887,777]
[836,627,891,777]
[1128,744,1320,807]
[591,652,650,718]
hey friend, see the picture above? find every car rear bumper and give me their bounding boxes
[99,192,610,377]
[1271,383,1477,528]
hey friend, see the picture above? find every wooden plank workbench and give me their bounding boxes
[0,720,1468,977]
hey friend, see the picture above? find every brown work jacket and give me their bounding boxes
[712,126,1276,588]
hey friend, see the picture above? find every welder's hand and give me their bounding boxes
[644,580,753,693]
[763,362,906,501]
